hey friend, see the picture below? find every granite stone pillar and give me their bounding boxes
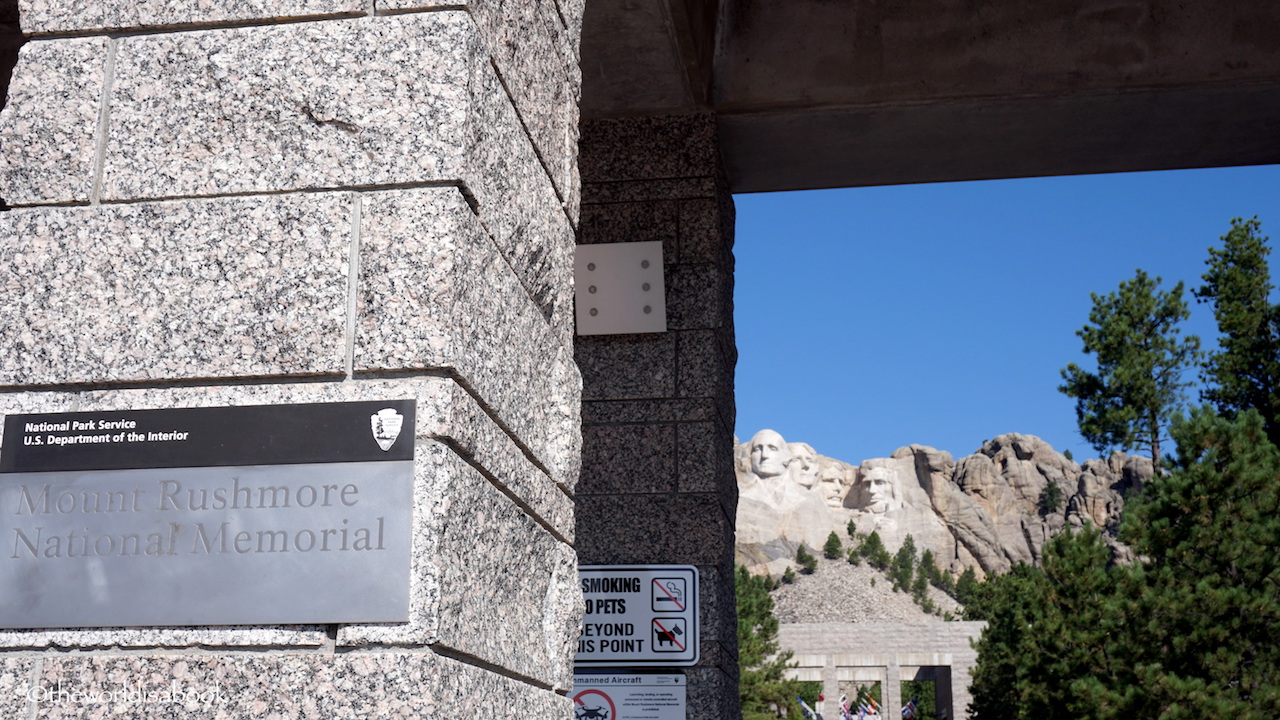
[0,1,584,718]
[886,657,902,719]
[576,113,739,720]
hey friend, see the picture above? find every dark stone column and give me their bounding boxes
[576,113,739,720]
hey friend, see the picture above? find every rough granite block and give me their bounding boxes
[676,420,729,495]
[581,177,719,204]
[99,13,574,344]
[378,0,580,204]
[0,37,105,206]
[580,423,676,494]
[685,666,741,720]
[473,0,579,206]
[579,115,719,183]
[666,264,729,330]
[357,188,579,484]
[102,16,474,200]
[0,659,34,719]
[578,200,678,260]
[695,564,739,673]
[0,195,349,386]
[432,379,575,541]
[543,341,584,494]
[678,197,730,264]
[574,493,731,566]
[677,330,732,399]
[555,0,584,41]
[581,398,718,425]
[340,442,580,691]
[576,333,677,401]
[18,0,364,34]
[429,446,581,691]
[377,0,581,94]
[76,376,572,541]
[545,0,586,71]
[463,34,578,342]
[30,652,570,720]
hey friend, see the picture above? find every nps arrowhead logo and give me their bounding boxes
[370,408,404,452]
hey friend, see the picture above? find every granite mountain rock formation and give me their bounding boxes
[735,430,1149,578]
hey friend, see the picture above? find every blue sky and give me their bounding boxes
[732,164,1280,466]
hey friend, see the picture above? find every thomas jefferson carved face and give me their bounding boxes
[788,442,819,488]
[748,430,792,479]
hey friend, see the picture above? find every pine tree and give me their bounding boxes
[737,565,812,720]
[1037,481,1064,517]
[1115,408,1280,715]
[823,531,843,559]
[795,544,818,574]
[911,569,930,605]
[954,567,979,605]
[781,566,796,584]
[966,530,1134,720]
[965,410,1280,718]
[1059,269,1201,469]
[918,548,939,586]
[1195,217,1280,446]
[860,531,891,570]
[890,534,918,591]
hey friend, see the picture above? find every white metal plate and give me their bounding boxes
[575,242,667,336]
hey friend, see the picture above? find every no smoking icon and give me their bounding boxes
[652,577,686,612]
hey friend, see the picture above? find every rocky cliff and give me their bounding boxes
[735,430,1150,578]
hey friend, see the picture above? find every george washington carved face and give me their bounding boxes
[748,430,793,479]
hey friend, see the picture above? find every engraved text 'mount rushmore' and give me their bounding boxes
[734,429,1152,579]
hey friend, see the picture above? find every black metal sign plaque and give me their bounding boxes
[0,400,415,630]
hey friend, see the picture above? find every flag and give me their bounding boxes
[901,698,918,719]
[797,697,819,720]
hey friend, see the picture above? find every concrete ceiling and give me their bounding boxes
[580,0,1280,193]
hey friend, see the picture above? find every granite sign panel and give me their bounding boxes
[0,400,416,629]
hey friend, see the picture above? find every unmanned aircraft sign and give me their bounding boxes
[576,565,699,666]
